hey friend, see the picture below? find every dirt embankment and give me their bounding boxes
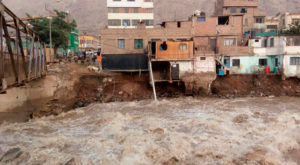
[72,73,185,108]
[211,75,300,97]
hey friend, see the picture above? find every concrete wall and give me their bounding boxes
[229,55,283,74]
[194,56,216,73]
[283,55,300,78]
[170,61,193,78]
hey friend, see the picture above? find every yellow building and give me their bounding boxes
[79,35,100,51]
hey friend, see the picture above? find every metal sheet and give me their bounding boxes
[102,54,148,71]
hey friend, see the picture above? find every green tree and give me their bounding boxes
[28,10,77,49]
[280,22,300,34]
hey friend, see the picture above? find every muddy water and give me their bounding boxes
[0,97,299,164]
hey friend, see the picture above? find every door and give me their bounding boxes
[224,56,231,67]
[210,39,217,53]
[171,64,180,80]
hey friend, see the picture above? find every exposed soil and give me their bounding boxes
[212,74,300,97]
[2,61,300,123]
[72,72,185,108]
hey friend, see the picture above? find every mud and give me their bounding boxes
[0,97,299,164]
[212,75,300,97]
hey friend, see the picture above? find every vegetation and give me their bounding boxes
[28,10,77,49]
[280,22,300,34]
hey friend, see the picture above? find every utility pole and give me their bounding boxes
[48,17,53,62]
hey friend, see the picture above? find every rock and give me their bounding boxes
[64,158,75,165]
[0,148,29,164]
[233,114,249,123]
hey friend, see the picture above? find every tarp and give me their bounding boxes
[256,32,278,36]
[102,54,148,71]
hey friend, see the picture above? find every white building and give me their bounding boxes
[107,0,154,29]
[279,12,300,30]
[249,35,300,78]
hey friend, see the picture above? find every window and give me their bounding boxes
[132,19,140,26]
[108,7,119,13]
[160,42,168,51]
[256,17,264,23]
[287,38,300,46]
[232,59,240,67]
[146,8,153,13]
[223,38,236,46]
[118,39,125,49]
[108,19,121,26]
[290,57,300,65]
[259,59,268,66]
[124,7,129,13]
[267,25,277,29]
[270,38,274,47]
[179,43,187,51]
[143,20,153,26]
[133,8,139,13]
[177,22,181,28]
[123,20,131,26]
[241,8,247,13]
[197,17,206,22]
[230,7,237,13]
[134,39,143,49]
[200,57,206,60]
[218,16,229,25]
[262,39,268,47]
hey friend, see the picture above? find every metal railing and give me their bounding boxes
[0,2,46,92]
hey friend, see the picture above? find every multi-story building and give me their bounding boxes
[215,0,267,33]
[279,12,300,30]
[107,0,154,29]
[265,16,280,32]
[79,35,101,51]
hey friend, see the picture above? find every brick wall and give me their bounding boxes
[101,21,193,54]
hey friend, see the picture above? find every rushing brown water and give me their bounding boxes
[0,97,299,164]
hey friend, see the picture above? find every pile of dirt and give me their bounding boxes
[211,75,300,97]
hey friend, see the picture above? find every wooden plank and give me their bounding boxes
[2,16,18,82]
[14,18,28,78]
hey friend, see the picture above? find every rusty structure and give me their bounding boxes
[0,2,47,93]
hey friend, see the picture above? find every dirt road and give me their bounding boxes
[0,97,299,164]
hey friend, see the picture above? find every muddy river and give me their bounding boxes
[0,97,299,164]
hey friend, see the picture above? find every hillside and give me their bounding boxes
[3,0,300,35]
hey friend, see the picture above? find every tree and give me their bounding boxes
[280,22,300,34]
[28,10,77,49]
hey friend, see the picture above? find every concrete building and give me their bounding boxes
[265,16,280,32]
[215,0,267,33]
[79,35,101,51]
[279,12,300,30]
[107,0,154,29]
